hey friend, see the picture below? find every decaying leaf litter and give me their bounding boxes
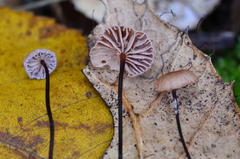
[83,0,240,158]
[0,8,113,158]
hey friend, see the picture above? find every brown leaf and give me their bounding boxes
[83,0,240,158]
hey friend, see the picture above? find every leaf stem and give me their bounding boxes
[172,89,191,159]
[118,55,125,159]
[41,60,54,159]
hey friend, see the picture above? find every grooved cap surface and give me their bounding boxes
[23,49,57,80]
[154,70,199,92]
[90,25,154,77]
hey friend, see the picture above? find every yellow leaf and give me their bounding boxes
[0,7,113,158]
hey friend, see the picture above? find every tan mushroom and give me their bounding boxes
[23,49,56,159]
[154,70,199,159]
[154,70,199,92]
[89,25,154,158]
[90,25,154,77]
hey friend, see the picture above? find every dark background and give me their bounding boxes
[2,0,240,105]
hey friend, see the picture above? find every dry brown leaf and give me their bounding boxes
[82,0,240,158]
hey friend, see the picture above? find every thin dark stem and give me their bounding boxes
[41,60,54,159]
[195,18,203,31]
[209,33,215,57]
[118,55,125,159]
[172,89,191,159]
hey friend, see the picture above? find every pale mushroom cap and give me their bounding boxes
[90,25,154,77]
[23,49,57,80]
[154,70,199,92]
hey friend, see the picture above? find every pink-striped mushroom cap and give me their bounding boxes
[90,25,154,77]
[23,49,57,80]
[154,70,199,92]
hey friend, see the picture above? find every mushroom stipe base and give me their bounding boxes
[41,60,55,159]
[172,89,191,159]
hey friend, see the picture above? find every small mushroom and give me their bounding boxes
[90,25,154,77]
[90,25,154,158]
[154,70,199,159]
[23,49,57,80]
[23,49,57,159]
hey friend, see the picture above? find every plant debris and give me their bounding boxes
[83,0,240,158]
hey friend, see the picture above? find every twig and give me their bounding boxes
[160,9,176,17]
[14,0,68,10]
